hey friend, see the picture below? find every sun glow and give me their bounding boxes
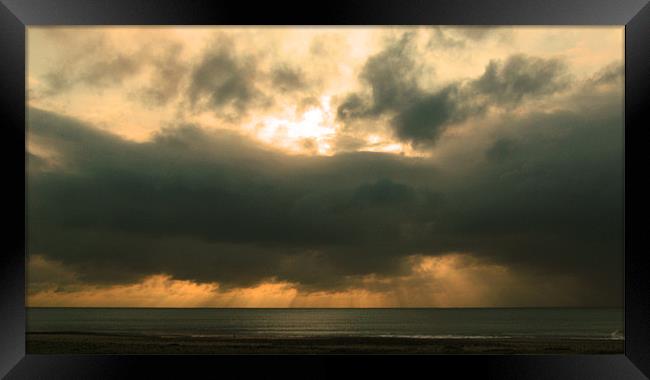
[254,96,338,155]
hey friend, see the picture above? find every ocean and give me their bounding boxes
[26,307,624,340]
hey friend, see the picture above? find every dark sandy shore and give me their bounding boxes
[26,333,624,354]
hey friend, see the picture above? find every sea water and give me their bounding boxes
[26,308,624,340]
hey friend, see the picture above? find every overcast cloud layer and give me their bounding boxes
[26,27,623,307]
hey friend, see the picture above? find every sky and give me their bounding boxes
[26,27,624,307]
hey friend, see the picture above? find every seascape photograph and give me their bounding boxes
[26,26,624,354]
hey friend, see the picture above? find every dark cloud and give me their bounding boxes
[588,61,624,86]
[472,54,570,105]
[428,28,466,49]
[27,81,623,305]
[456,27,502,41]
[337,36,572,146]
[391,86,459,143]
[270,65,307,92]
[26,152,51,172]
[485,138,517,163]
[359,33,422,114]
[77,55,142,88]
[337,33,421,120]
[336,93,368,120]
[428,27,513,49]
[43,50,143,94]
[27,255,79,294]
[187,39,262,116]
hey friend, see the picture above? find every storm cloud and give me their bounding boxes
[472,55,570,105]
[337,34,572,146]
[27,86,623,303]
[337,33,422,120]
[188,42,262,116]
[27,27,624,306]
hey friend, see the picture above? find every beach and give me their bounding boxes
[27,332,623,355]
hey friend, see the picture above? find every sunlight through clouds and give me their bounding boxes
[26,26,623,307]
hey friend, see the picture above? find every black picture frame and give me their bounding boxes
[1,0,647,378]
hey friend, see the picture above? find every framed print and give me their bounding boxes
[1,0,648,378]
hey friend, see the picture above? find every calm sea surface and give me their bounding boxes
[27,308,624,340]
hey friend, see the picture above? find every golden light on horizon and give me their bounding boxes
[27,253,586,308]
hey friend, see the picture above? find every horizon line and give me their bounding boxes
[26,306,623,309]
